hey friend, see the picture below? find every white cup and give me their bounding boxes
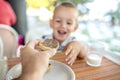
[86,51,103,67]
[0,56,8,80]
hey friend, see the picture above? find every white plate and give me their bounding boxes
[6,60,75,80]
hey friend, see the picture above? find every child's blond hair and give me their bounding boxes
[53,1,79,21]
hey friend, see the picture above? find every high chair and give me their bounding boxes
[0,24,18,58]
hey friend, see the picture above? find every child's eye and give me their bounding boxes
[67,22,72,25]
[55,20,61,23]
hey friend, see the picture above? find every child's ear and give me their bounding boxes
[73,24,78,32]
[49,19,53,28]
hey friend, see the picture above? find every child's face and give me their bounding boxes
[50,6,78,42]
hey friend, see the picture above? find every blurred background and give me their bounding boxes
[24,0,120,54]
[7,0,120,54]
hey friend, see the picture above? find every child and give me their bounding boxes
[41,2,87,65]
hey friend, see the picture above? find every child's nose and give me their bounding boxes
[61,23,66,28]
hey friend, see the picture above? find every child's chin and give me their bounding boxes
[58,36,67,40]
[57,38,65,42]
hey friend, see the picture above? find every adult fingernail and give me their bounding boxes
[68,61,70,64]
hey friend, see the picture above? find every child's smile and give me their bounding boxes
[58,30,67,36]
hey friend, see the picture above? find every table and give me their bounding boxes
[8,53,120,80]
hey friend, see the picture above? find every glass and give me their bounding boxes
[0,57,8,80]
[88,41,105,52]
[86,41,105,67]
[86,51,103,67]
[0,37,8,80]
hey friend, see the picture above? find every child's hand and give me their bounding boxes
[62,41,87,65]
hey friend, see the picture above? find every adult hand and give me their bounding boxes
[17,40,56,80]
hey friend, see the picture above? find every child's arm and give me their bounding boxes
[77,42,87,59]
[62,41,87,65]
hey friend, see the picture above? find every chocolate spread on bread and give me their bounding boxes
[42,39,59,48]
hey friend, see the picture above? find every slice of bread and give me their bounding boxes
[39,38,59,50]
